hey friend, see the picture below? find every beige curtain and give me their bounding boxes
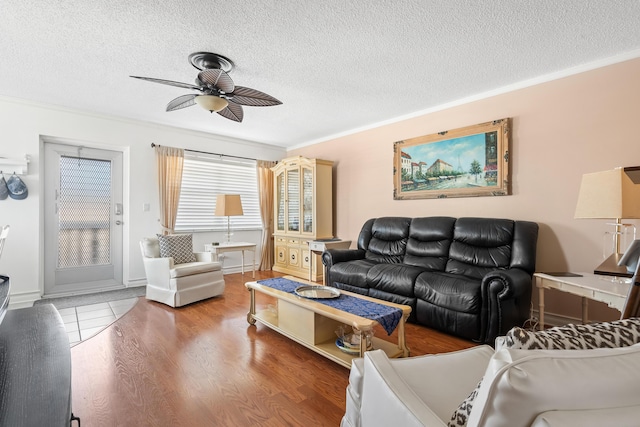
[155,145,184,235]
[257,160,276,270]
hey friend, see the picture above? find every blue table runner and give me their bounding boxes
[256,278,403,335]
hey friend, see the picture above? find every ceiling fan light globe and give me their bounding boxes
[195,95,228,112]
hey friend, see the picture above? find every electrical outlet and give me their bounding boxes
[143,203,150,212]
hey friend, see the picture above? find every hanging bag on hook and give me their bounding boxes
[0,174,8,200]
[6,173,27,200]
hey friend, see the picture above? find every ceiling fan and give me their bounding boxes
[130,52,281,122]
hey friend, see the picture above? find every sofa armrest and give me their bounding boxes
[482,268,531,300]
[322,248,366,268]
[143,256,174,290]
[531,406,640,427]
[480,268,532,344]
[360,350,447,427]
[469,345,640,426]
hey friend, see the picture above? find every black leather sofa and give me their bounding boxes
[322,217,539,344]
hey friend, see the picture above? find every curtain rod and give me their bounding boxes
[150,143,257,162]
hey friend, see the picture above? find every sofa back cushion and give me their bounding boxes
[359,217,411,264]
[404,217,456,270]
[446,218,515,280]
[356,216,538,278]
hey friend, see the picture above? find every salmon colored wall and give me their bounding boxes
[288,57,640,324]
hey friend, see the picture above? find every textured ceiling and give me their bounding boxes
[2,1,640,148]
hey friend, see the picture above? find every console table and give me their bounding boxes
[205,242,256,278]
[534,272,630,330]
[0,293,74,425]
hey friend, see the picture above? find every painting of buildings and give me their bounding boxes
[393,119,510,199]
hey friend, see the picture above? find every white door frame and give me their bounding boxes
[43,139,125,297]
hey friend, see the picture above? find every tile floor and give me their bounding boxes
[58,297,138,346]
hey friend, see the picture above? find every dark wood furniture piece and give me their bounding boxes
[0,275,76,426]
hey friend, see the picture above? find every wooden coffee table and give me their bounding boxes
[245,276,411,368]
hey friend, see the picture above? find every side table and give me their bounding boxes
[205,242,257,278]
[534,272,630,330]
[307,239,352,284]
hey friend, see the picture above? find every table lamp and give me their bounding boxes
[215,194,244,243]
[574,166,640,277]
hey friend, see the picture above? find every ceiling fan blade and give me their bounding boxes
[197,69,234,93]
[230,86,282,107]
[166,94,197,112]
[130,76,201,91]
[217,101,244,122]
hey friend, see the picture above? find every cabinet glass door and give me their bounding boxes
[275,171,285,232]
[287,168,300,232]
[302,167,313,233]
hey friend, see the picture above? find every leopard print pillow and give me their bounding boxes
[504,318,640,350]
[448,379,482,427]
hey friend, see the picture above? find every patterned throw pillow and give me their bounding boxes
[448,379,482,427]
[156,234,196,264]
[504,318,640,350]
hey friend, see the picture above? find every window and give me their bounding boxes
[174,152,262,232]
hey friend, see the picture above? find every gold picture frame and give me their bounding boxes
[393,118,511,200]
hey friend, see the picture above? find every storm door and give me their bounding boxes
[44,142,123,296]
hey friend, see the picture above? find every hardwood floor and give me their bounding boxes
[71,271,476,426]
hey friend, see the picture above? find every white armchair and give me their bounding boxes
[140,237,225,307]
[345,318,640,427]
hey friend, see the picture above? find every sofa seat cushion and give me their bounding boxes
[414,272,481,313]
[330,259,378,290]
[366,263,424,298]
[170,261,222,278]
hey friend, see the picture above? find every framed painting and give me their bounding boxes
[393,118,511,200]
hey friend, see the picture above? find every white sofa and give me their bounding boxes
[140,237,225,307]
[344,319,640,427]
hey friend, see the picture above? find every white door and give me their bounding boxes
[44,142,124,296]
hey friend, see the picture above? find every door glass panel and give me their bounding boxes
[276,172,285,231]
[58,156,112,268]
[302,167,313,233]
[287,169,299,232]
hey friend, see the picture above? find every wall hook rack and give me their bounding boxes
[0,155,30,175]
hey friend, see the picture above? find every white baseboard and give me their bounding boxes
[8,290,41,309]
[221,263,257,276]
[530,309,611,328]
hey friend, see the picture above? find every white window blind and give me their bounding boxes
[174,152,262,232]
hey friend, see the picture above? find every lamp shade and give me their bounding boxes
[215,194,244,216]
[574,166,640,219]
[195,95,229,112]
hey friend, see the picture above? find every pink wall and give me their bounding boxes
[289,57,640,323]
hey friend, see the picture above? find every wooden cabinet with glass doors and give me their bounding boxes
[271,156,334,281]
